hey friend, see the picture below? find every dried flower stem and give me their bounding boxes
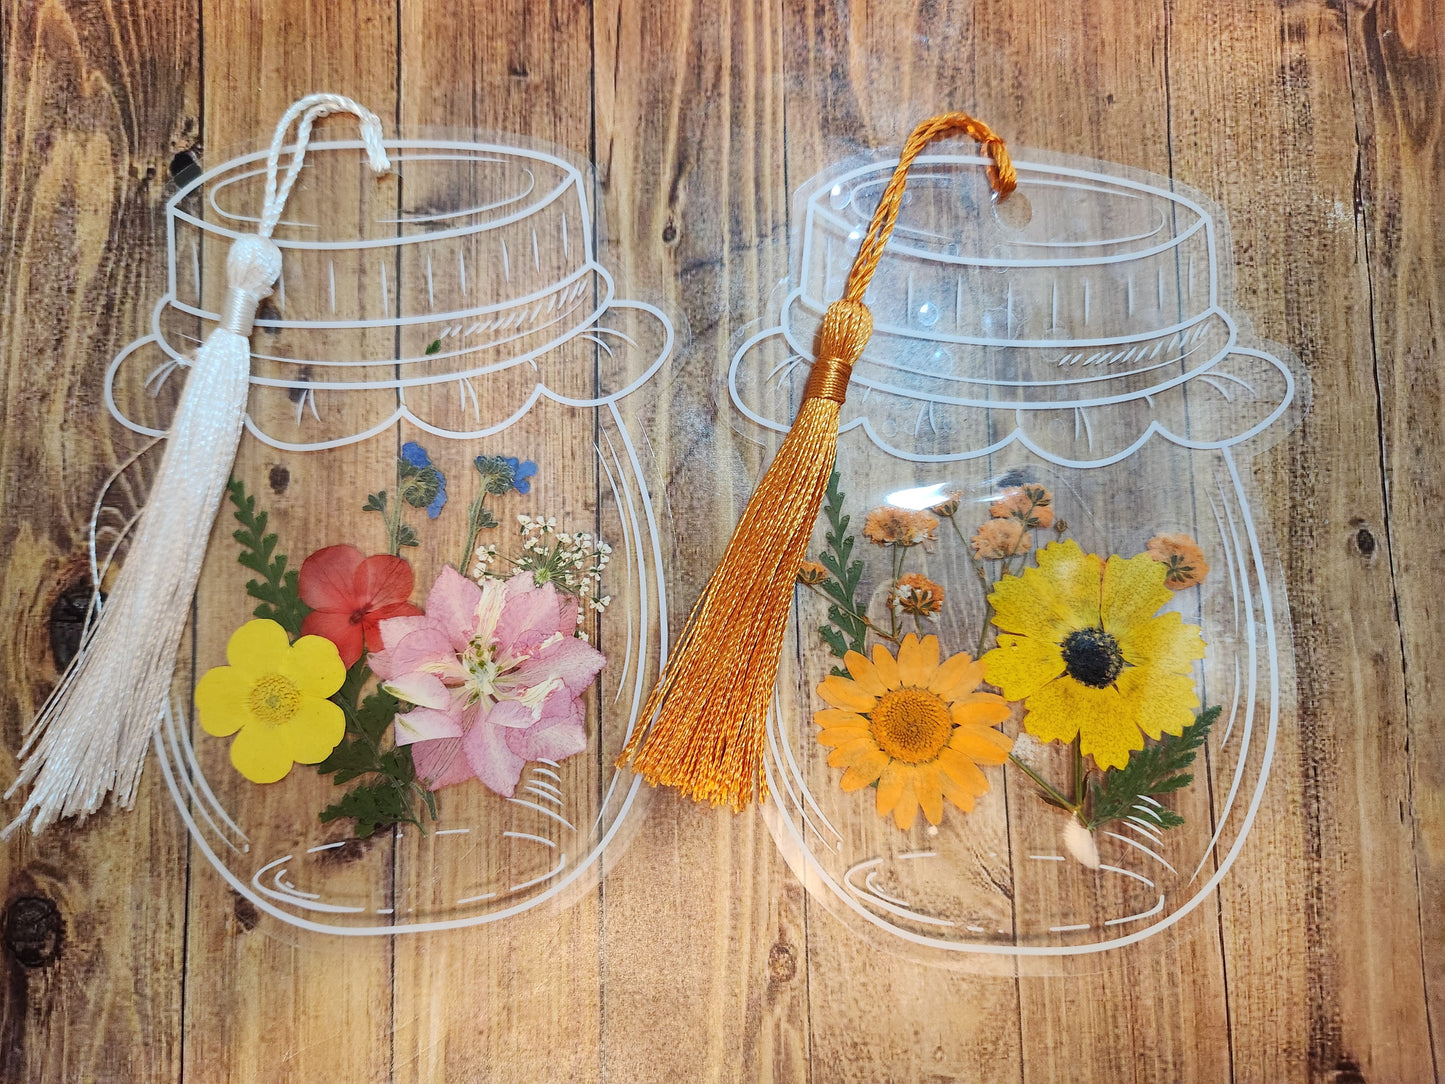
[802,582,902,645]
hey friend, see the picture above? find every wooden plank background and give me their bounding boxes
[0,0,1439,1080]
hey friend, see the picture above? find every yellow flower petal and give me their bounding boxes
[1035,539,1106,626]
[844,650,888,696]
[913,764,945,826]
[841,750,890,790]
[1027,680,1140,769]
[817,726,872,748]
[937,746,989,797]
[983,634,1065,700]
[817,674,876,712]
[195,666,255,737]
[949,693,1011,728]
[871,643,901,689]
[1100,552,1173,639]
[281,634,347,698]
[228,722,297,784]
[988,540,1102,641]
[949,725,1013,765]
[225,619,292,676]
[1117,611,1207,674]
[892,777,920,830]
[1117,666,1199,742]
[815,709,866,728]
[938,764,980,813]
[928,650,985,701]
[897,633,940,687]
[280,696,346,765]
[1018,676,1095,746]
[876,761,907,817]
[826,737,880,769]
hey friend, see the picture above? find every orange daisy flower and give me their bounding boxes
[815,634,1013,829]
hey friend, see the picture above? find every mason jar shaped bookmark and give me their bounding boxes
[729,135,1304,964]
[30,97,674,934]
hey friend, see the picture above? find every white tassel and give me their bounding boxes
[5,94,389,835]
[4,238,279,834]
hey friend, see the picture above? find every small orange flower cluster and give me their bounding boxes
[890,572,945,617]
[796,559,830,585]
[1145,532,1210,590]
[970,483,1054,559]
[863,506,939,548]
[990,484,1054,528]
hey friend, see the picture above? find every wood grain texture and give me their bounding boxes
[0,1,1440,1081]
[0,1,196,1080]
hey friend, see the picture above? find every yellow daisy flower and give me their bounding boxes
[815,634,1013,830]
[195,619,347,784]
[982,539,1206,770]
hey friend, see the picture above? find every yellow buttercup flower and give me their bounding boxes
[815,634,1012,830]
[196,619,347,784]
[982,540,1205,770]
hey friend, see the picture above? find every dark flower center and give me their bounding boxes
[350,608,367,625]
[1060,627,1124,688]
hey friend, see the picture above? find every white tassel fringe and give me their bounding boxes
[3,237,281,835]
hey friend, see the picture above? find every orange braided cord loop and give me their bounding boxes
[842,112,1015,306]
[619,112,1013,809]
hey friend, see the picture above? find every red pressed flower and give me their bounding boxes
[298,545,422,668]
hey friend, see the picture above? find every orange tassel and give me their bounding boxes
[618,112,1016,810]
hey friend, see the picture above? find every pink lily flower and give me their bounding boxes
[369,565,605,797]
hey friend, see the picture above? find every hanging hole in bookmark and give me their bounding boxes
[990,186,1032,230]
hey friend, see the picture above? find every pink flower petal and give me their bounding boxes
[556,593,579,630]
[487,699,541,729]
[462,713,527,796]
[497,579,565,657]
[392,703,465,745]
[299,545,366,611]
[369,614,434,678]
[384,625,457,677]
[361,601,423,657]
[412,737,475,789]
[384,671,451,710]
[506,711,587,762]
[512,635,606,694]
[424,566,484,650]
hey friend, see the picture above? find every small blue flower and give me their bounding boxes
[504,456,538,495]
[400,441,431,469]
[399,441,448,518]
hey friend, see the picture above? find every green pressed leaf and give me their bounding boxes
[807,470,868,661]
[315,662,435,839]
[227,478,310,638]
[1083,705,1221,832]
[319,778,419,839]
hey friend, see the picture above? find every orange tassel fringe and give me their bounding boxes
[618,112,1016,810]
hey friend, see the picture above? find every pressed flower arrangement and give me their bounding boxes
[206,444,613,840]
[797,472,1218,856]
